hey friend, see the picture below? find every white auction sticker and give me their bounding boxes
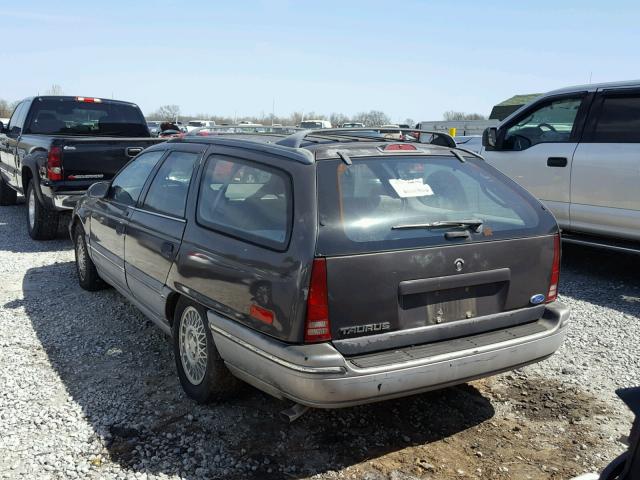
[389,178,434,198]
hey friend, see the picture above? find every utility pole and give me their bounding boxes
[272,98,275,126]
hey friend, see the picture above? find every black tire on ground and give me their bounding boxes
[73,225,106,291]
[0,175,17,206]
[26,181,59,240]
[172,297,242,403]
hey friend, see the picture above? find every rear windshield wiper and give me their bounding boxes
[391,219,483,231]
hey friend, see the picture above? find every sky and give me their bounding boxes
[2,0,640,122]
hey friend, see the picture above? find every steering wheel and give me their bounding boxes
[537,122,557,132]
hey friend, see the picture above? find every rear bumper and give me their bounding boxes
[40,185,85,210]
[208,302,570,408]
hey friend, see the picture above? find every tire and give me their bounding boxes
[73,226,106,291]
[172,297,242,403]
[0,175,17,206]
[26,181,59,240]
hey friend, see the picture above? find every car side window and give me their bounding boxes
[109,151,165,207]
[141,151,199,218]
[503,97,583,150]
[592,94,640,142]
[7,102,25,135]
[197,156,292,250]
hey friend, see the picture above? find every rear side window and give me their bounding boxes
[110,151,165,206]
[317,156,554,255]
[142,151,199,218]
[592,94,640,142]
[197,156,292,250]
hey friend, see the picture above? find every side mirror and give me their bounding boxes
[482,127,498,150]
[87,181,110,199]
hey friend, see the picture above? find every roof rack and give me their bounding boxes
[276,128,457,149]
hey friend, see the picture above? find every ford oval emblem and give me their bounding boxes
[530,294,545,305]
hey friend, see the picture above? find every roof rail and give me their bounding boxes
[276,128,457,149]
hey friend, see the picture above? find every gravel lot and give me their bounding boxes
[0,200,638,480]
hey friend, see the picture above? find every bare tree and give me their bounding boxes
[443,111,486,121]
[330,113,349,127]
[152,105,181,121]
[403,118,416,128]
[353,110,391,127]
[45,84,64,95]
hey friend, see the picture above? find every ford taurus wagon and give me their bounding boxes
[70,129,570,408]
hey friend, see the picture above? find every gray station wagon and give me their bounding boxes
[70,129,569,410]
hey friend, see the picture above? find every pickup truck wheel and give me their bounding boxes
[0,175,17,206]
[74,227,106,291]
[173,297,242,403]
[26,181,59,240]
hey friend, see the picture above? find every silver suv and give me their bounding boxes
[482,80,640,253]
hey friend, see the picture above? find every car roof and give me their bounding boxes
[23,95,140,106]
[159,130,475,165]
[545,78,640,96]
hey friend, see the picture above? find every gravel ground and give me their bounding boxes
[0,200,638,480]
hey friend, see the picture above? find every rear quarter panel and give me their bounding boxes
[168,145,317,343]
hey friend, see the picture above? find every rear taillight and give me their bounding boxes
[546,234,561,303]
[47,146,63,181]
[304,258,331,343]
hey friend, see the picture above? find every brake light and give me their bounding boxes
[384,144,417,151]
[47,146,63,181]
[546,234,561,303]
[304,258,331,343]
[76,96,102,103]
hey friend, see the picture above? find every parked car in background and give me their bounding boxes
[186,120,216,132]
[0,96,163,239]
[300,119,332,129]
[71,130,568,408]
[147,121,161,137]
[340,122,365,128]
[482,80,640,253]
[455,135,483,154]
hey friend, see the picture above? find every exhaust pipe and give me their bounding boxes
[280,403,309,423]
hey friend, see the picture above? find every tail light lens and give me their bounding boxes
[304,258,331,343]
[47,146,63,181]
[546,234,561,303]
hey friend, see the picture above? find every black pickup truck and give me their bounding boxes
[0,96,164,239]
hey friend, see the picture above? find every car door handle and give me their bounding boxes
[115,222,126,235]
[126,147,144,157]
[161,242,175,257]
[547,157,568,167]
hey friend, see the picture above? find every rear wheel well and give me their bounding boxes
[165,292,182,327]
[21,167,33,193]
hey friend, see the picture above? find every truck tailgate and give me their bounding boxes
[58,137,165,183]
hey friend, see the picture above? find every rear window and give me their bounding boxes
[197,156,292,251]
[25,98,149,137]
[316,156,555,255]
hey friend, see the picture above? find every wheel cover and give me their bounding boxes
[75,236,87,281]
[28,188,36,229]
[179,306,208,385]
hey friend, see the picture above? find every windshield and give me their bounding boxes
[316,156,555,255]
[188,121,205,127]
[26,98,149,137]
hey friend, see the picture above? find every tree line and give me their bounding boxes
[147,105,420,127]
[0,94,486,126]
